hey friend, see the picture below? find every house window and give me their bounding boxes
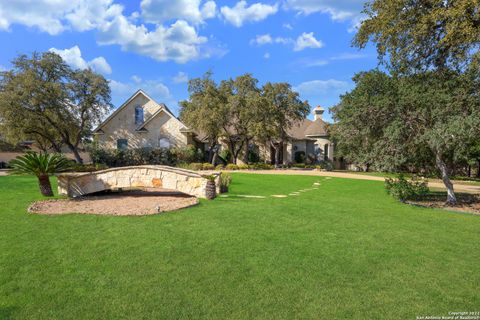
[135,106,144,125]
[324,144,329,160]
[158,137,170,148]
[117,139,128,150]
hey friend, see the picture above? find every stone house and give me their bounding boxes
[94,90,340,167]
[93,90,197,149]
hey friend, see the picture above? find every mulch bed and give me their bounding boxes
[28,189,199,216]
[407,193,480,215]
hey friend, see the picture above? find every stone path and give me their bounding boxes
[236,170,480,194]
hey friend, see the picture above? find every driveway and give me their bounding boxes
[237,169,480,194]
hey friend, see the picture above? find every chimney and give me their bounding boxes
[313,105,324,121]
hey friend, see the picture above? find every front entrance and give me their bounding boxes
[270,144,284,164]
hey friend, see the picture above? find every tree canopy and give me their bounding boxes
[354,0,480,73]
[0,52,112,163]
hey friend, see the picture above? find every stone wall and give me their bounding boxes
[57,165,220,199]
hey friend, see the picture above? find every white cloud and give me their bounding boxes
[250,33,293,46]
[0,0,122,35]
[220,1,278,27]
[97,17,208,63]
[285,0,364,20]
[173,71,189,83]
[263,52,270,59]
[49,46,112,74]
[283,23,293,30]
[110,78,171,101]
[294,79,350,95]
[0,0,217,64]
[330,52,367,60]
[131,75,142,83]
[294,32,323,51]
[140,0,216,24]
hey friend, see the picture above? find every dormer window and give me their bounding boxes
[135,106,144,125]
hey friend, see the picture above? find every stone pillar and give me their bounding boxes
[328,143,334,161]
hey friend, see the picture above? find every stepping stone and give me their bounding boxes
[289,193,299,196]
[271,195,288,198]
[313,182,321,186]
[219,195,229,198]
[237,195,266,199]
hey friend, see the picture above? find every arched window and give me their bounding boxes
[324,144,329,160]
[135,106,144,125]
[158,137,170,148]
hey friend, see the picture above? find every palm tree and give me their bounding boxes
[9,152,72,196]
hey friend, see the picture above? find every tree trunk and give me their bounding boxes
[436,153,456,205]
[65,143,83,164]
[468,165,472,178]
[38,174,53,197]
[242,139,250,164]
[477,160,480,178]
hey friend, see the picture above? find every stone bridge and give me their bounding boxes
[57,165,220,199]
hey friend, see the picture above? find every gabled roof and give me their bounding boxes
[93,89,186,134]
[287,118,329,140]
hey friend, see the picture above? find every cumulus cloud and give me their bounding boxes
[250,33,292,46]
[110,78,171,102]
[172,71,189,83]
[285,0,366,31]
[49,46,112,74]
[220,1,278,27]
[140,0,216,24]
[0,0,218,63]
[294,32,323,51]
[0,0,122,35]
[294,79,350,95]
[97,17,208,63]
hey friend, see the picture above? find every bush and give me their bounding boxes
[219,149,231,164]
[69,163,109,172]
[225,164,239,170]
[202,163,214,170]
[317,160,334,171]
[385,174,429,202]
[171,145,204,164]
[292,163,306,168]
[188,163,203,171]
[250,163,274,170]
[237,164,250,170]
[219,172,232,193]
[294,151,306,163]
[215,164,225,170]
[89,146,176,167]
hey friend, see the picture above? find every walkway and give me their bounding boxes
[237,170,480,194]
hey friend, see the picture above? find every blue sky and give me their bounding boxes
[0,0,376,122]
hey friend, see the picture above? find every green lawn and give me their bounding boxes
[1,174,479,319]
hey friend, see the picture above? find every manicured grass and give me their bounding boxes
[0,174,479,319]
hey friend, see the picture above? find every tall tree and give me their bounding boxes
[179,72,228,164]
[0,52,112,163]
[222,74,263,164]
[332,69,480,204]
[354,0,480,73]
[259,82,310,167]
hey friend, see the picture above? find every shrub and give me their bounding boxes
[292,163,306,168]
[219,149,231,164]
[202,163,214,170]
[69,163,108,172]
[251,163,274,170]
[171,145,202,163]
[294,151,306,163]
[219,172,232,193]
[317,160,334,171]
[215,164,225,170]
[89,146,176,167]
[188,163,203,171]
[385,174,429,202]
[225,164,239,170]
[237,164,250,170]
